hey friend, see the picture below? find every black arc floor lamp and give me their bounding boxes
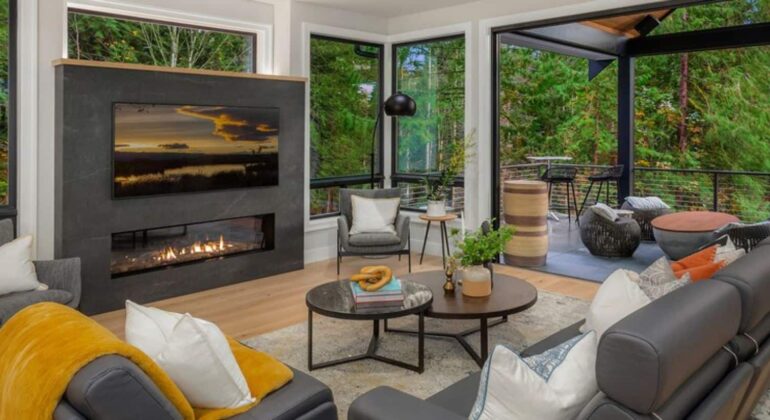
[370,92,416,188]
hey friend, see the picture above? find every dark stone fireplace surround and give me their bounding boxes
[54,61,306,314]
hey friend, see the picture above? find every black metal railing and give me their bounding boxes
[500,163,770,223]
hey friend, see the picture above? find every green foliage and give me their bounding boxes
[423,131,473,200]
[395,38,465,174]
[451,222,514,267]
[67,12,253,71]
[498,1,770,220]
[309,37,381,181]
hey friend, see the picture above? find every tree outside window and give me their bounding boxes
[67,11,255,72]
[309,36,383,217]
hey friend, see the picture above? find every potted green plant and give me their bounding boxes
[451,222,514,297]
[423,132,474,217]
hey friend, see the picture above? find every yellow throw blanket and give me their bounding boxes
[0,302,294,420]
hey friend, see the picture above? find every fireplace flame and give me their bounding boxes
[154,235,227,263]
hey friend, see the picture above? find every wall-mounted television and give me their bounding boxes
[112,103,279,199]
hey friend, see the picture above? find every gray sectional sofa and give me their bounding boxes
[0,219,81,325]
[349,237,770,420]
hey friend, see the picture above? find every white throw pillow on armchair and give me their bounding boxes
[0,235,47,296]
[124,301,254,409]
[349,195,401,235]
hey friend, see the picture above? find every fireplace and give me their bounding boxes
[111,214,275,277]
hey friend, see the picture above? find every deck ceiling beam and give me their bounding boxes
[626,22,770,56]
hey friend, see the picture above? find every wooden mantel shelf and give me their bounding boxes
[52,59,307,83]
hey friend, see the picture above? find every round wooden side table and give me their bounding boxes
[652,211,740,259]
[418,213,458,268]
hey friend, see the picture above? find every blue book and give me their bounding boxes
[350,277,402,297]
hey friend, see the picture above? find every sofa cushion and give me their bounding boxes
[348,232,401,247]
[596,280,741,414]
[426,372,480,417]
[230,368,335,420]
[66,355,183,420]
[0,289,73,324]
[713,242,770,333]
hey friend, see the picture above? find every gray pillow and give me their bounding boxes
[625,196,670,210]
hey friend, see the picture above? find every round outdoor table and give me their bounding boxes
[652,211,740,260]
[418,213,458,269]
[385,271,538,367]
[306,279,432,373]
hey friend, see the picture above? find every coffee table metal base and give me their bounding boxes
[307,309,425,373]
[384,316,507,367]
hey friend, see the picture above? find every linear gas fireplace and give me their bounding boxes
[111,214,275,277]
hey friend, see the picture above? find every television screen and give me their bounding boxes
[113,103,279,198]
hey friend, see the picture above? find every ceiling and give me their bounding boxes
[296,0,474,18]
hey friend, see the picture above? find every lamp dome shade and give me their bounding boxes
[384,92,416,117]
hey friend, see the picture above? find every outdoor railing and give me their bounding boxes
[500,163,770,223]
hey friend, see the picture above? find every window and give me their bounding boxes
[0,0,15,213]
[67,11,256,73]
[392,36,465,211]
[309,35,384,218]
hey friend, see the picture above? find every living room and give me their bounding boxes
[2,0,770,418]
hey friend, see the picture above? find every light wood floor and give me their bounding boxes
[92,254,599,340]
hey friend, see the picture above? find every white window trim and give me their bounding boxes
[66,0,274,74]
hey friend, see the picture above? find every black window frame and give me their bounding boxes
[0,0,17,223]
[390,34,466,213]
[308,34,386,219]
[66,8,259,73]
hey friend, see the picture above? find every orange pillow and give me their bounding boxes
[671,245,718,271]
[674,260,726,282]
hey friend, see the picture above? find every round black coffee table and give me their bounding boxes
[306,279,433,373]
[385,271,537,367]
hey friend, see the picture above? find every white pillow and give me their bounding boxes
[124,301,254,409]
[590,203,619,222]
[0,235,46,295]
[349,195,400,235]
[469,332,598,420]
[715,237,746,265]
[579,269,651,339]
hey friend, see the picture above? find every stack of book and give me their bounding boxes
[350,278,404,310]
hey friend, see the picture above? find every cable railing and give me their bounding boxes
[500,163,770,223]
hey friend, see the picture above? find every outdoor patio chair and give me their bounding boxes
[713,220,770,252]
[336,188,411,275]
[578,164,624,217]
[621,197,673,241]
[540,166,579,225]
[579,207,641,258]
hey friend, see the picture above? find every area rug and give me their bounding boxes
[243,290,770,419]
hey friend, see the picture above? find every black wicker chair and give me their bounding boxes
[579,209,642,258]
[621,201,672,241]
[713,221,770,252]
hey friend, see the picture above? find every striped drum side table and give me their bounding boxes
[502,180,549,267]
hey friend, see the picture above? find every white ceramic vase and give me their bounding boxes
[461,265,492,297]
[426,200,447,217]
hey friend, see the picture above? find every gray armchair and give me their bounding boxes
[337,188,411,274]
[0,219,81,324]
